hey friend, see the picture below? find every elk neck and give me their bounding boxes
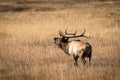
[59,41,69,54]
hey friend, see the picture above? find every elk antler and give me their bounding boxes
[59,29,90,39]
[74,29,90,38]
[65,28,77,36]
[59,30,75,38]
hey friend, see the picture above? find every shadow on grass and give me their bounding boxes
[0,74,43,80]
[0,5,30,12]
[0,32,11,38]
[0,5,63,12]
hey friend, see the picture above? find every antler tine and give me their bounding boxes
[82,29,90,39]
[59,30,65,37]
[80,29,86,36]
[74,30,77,36]
[65,28,67,34]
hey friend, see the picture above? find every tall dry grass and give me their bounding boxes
[0,0,120,80]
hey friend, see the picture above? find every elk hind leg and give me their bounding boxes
[88,53,92,67]
[89,57,91,67]
[81,56,86,66]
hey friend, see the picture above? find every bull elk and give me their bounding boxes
[54,29,92,66]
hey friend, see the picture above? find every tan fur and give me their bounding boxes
[68,41,86,56]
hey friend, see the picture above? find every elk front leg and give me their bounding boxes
[73,55,79,66]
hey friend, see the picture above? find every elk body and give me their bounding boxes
[54,29,92,66]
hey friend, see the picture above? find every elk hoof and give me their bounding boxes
[74,63,78,66]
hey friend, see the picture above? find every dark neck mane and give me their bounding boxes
[59,41,69,54]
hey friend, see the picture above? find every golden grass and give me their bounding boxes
[0,1,120,80]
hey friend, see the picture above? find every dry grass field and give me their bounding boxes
[0,0,120,80]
